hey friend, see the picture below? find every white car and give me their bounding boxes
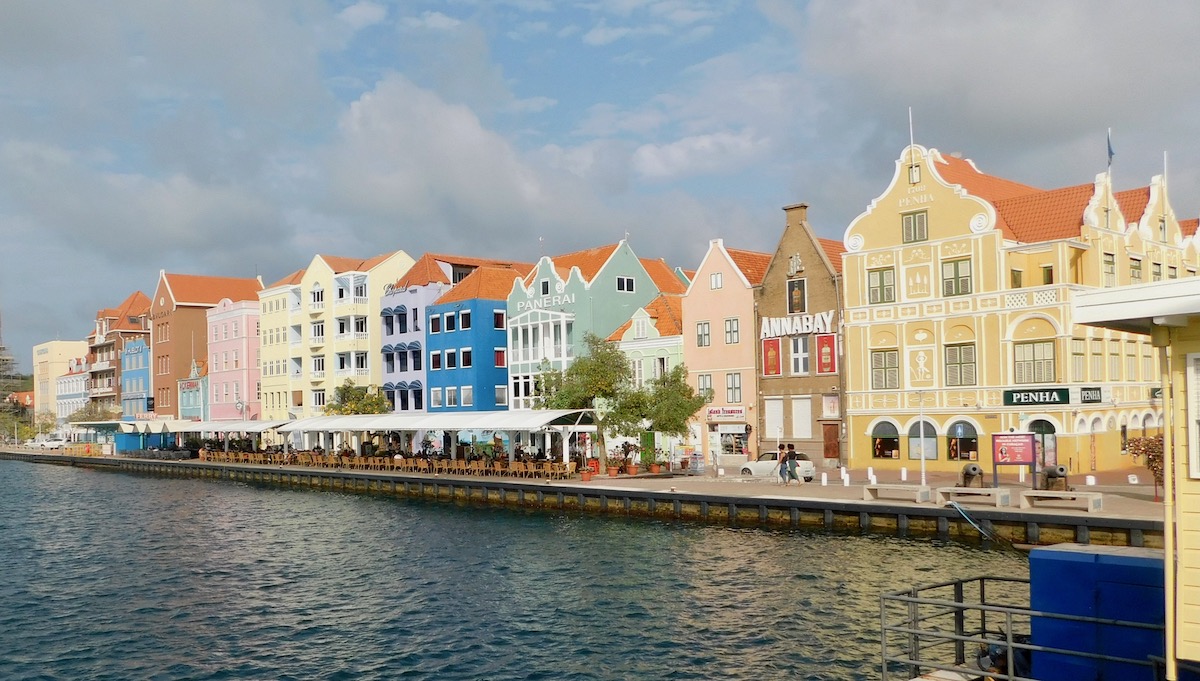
[740,452,815,482]
[37,438,68,450]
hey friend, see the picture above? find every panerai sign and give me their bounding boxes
[759,310,836,339]
[516,293,576,312]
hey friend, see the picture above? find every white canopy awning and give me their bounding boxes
[183,420,289,434]
[276,409,594,434]
[1074,278,1200,334]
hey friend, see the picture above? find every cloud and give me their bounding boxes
[400,11,462,31]
[503,95,558,114]
[338,2,387,30]
[632,128,770,180]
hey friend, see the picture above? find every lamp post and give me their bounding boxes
[917,389,927,486]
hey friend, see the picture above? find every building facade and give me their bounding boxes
[119,337,151,419]
[841,145,1196,474]
[755,203,846,466]
[207,298,262,421]
[257,268,306,420]
[32,339,88,425]
[682,238,770,469]
[178,360,208,421]
[88,292,151,415]
[150,272,262,418]
[55,357,90,426]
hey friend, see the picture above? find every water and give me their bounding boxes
[0,460,1029,680]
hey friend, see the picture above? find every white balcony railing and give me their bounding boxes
[310,336,325,346]
[312,370,325,379]
[355,368,369,376]
[309,301,325,312]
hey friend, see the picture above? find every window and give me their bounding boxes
[631,359,643,387]
[312,389,326,407]
[385,353,395,373]
[396,350,408,372]
[868,268,896,304]
[461,349,472,368]
[494,311,505,329]
[540,280,550,295]
[430,316,441,333]
[871,350,899,389]
[1169,266,1178,279]
[1091,339,1103,381]
[395,312,407,334]
[460,311,471,330]
[1126,341,1138,381]
[616,276,634,292]
[1072,339,1086,382]
[724,318,740,344]
[411,307,420,332]
[1103,253,1116,287]
[710,272,723,289]
[1159,218,1167,241]
[444,313,456,332]
[1041,265,1054,285]
[430,352,442,370]
[697,374,713,402]
[1014,340,1055,384]
[1130,259,1142,283]
[383,316,394,335]
[494,348,506,368]
[1109,339,1120,380]
[446,350,457,369]
[494,385,507,406]
[1010,270,1022,288]
[946,421,978,461]
[944,343,976,386]
[1152,262,1163,281]
[790,336,810,376]
[412,389,422,410]
[941,259,972,296]
[725,372,742,403]
[446,387,458,407]
[696,322,711,347]
[787,279,806,314]
[902,211,928,243]
[461,386,473,407]
[411,349,421,371]
[430,388,442,408]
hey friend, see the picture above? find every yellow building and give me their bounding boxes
[841,144,1197,475]
[259,251,414,420]
[1074,278,1200,673]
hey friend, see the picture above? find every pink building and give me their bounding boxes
[206,298,261,421]
[682,239,770,470]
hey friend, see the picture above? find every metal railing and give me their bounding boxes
[881,576,1163,680]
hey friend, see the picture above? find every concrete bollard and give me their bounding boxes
[869,474,877,485]
[842,476,850,487]
[868,466,874,479]
[1127,474,1139,484]
[1018,467,1026,483]
[1085,475,1096,486]
[900,467,908,482]
[821,472,828,486]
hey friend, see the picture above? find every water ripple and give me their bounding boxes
[0,461,1028,680]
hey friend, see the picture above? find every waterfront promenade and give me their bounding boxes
[0,446,1164,547]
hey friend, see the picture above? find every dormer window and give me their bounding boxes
[616,276,634,292]
[909,163,921,184]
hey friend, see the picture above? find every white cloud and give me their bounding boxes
[338,2,387,31]
[632,128,769,180]
[504,95,558,114]
[400,11,462,31]
[582,21,632,46]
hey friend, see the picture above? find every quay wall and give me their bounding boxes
[0,450,1162,548]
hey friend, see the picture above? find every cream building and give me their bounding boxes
[259,251,414,420]
[32,339,88,424]
[841,144,1197,475]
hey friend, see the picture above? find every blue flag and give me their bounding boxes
[1107,129,1115,167]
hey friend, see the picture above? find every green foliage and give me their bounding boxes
[1129,435,1164,486]
[68,402,122,423]
[324,379,392,415]
[644,364,706,438]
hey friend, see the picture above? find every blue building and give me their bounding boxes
[120,338,151,419]
[426,266,529,412]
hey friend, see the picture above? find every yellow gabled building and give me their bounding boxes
[841,144,1198,476]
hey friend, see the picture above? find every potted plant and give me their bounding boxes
[641,447,660,474]
[580,467,594,482]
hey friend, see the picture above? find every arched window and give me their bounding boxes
[907,420,936,460]
[946,421,978,461]
[1028,419,1057,467]
[871,422,900,459]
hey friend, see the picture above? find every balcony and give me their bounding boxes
[89,385,115,397]
[309,335,325,347]
[308,300,325,313]
[312,370,325,380]
[355,368,369,376]
[90,360,111,372]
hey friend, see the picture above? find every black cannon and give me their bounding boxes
[960,463,984,488]
[1042,465,1071,491]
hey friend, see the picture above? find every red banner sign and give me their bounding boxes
[762,338,782,376]
[815,333,837,374]
[992,433,1035,465]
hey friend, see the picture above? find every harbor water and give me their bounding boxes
[0,460,1029,680]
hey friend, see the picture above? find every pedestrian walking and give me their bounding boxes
[777,444,788,484]
[786,444,802,485]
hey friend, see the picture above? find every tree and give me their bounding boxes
[536,332,633,467]
[645,364,706,439]
[324,379,392,415]
[68,402,122,423]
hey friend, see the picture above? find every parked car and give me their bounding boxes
[740,451,815,481]
[37,438,68,450]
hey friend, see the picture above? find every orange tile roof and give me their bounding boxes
[396,253,533,289]
[551,243,620,282]
[993,183,1094,243]
[434,265,534,305]
[817,238,846,275]
[1114,187,1150,226]
[639,257,688,294]
[932,153,1042,240]
[268,268,306,288]
[164,273,263,306]
[319,252,399,274]
[606,294,684,341]
[725,247,772,286]
[1180,218,1198,238]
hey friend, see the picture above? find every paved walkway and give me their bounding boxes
[571,464,1165,522]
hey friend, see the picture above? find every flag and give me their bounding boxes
[1107,128,1115,167]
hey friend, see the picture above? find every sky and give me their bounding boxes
[4,0,1200,371]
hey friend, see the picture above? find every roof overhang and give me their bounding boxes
[1073,279,1200,335]
[277,409,595,434]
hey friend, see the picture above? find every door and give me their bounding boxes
[822,423,839,459]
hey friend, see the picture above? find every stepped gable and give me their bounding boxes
[606,294,684,341]
[725,248,772,286]
[817,238,846,275]
[1181,218,1199,238]
[268,269,306,288]
[932,151,1042,240]
[640,257,688,294]
[533,243,620,285]
[164,272,263,305]
[434,264,535,305]
[993,183,1095,243]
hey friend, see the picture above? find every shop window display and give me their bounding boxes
[871,422,900,459]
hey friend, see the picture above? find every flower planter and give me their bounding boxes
[580,469,594,482]
[649,463,662,474]
[608,466,622,477]
[625,464,639,476]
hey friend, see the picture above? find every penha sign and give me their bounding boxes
[1003,388,1068,406]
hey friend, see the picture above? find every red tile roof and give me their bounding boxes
[606,294,684,341]
[551,243,620,283]
[434,264,534,305]
[1180,218,1198,238]
[267,269,306,288]
[1114,187,1150,226]
[163,273,263,306]
[92,291,150,342]
[817,238,846,275]
[396,253,533,289]
[993,184,1094,243]
[640,258,688,294]
[725,247,772,286]
[932,152,1042,240]
[319,252,398,274]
